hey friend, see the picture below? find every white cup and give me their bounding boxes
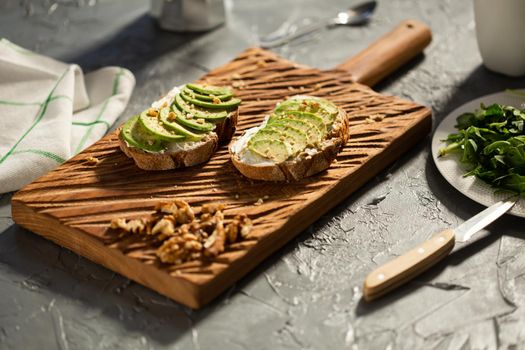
[474,0,525,77]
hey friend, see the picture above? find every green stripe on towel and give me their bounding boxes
[72,120,111,130]
[74,68,124,154]
[11,149,65,163]
[0,100,41,106]
[0,67,70,164]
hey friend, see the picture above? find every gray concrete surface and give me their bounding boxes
[1,0,525,349]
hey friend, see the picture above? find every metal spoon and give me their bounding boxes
[259,1,377,48]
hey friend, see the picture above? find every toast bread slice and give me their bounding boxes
[230,108,349,181]
[118,109,238,171]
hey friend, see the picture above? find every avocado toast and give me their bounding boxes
[119,84,240,170]
[230,96,349,181]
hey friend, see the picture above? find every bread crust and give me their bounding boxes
[230,107,349,181]
[119,109,238,171]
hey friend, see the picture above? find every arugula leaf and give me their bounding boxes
[439,103,525,196]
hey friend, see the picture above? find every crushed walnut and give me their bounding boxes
[365,114,385,124]
[146,108,159,118]
[167,111,177,121]
[85,156,100,165]
[109,200,252,265]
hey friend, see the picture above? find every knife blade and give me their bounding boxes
[363,197,518,302]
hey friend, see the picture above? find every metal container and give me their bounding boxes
[150,0,226,32]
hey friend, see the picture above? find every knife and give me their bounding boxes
[363,197,518,301]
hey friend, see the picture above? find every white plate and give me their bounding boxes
[431,90,525,218]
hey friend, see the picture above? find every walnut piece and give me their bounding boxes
[152,218,175,236]
[110,218,147,234]
[110,200,253,265]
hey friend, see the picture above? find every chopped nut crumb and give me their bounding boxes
[256,60,267,67]
[85,156,100,165]
[167,111,177,121]
[366,114,385,123]
[147,108,159,118]
[212,97,221,104]
[254,198,264,206]
[231,81,244,88]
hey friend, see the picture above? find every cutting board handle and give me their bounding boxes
[336,19,432,86]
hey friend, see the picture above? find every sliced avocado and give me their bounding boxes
[248,128,284,145]
[267,118,322,145]
[249,126,307,157]
[138,110,186,142]
[170,104,215,132]
[180,90,241,110]
[274,111,326,136]
[182,87,233,102]
[266,125,308,155]
[174,93,228,122]
[247,139,290,163]
[275,96,338,125]
[186,83,232,96]
[158,108,204,141]
[121,115,165,152]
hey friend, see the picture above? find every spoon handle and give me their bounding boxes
[336,19,431,86]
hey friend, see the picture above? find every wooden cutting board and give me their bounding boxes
[12,20,432,308]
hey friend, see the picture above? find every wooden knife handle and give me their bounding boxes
[336,19,432,87]
[363,229,455,301]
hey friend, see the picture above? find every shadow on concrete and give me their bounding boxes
[65,14,207,73]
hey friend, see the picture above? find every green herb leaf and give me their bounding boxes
[439,102,525,196]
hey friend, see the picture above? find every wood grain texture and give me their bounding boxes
[12,47,431,308]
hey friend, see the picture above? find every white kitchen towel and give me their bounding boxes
[0,39,135,193]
